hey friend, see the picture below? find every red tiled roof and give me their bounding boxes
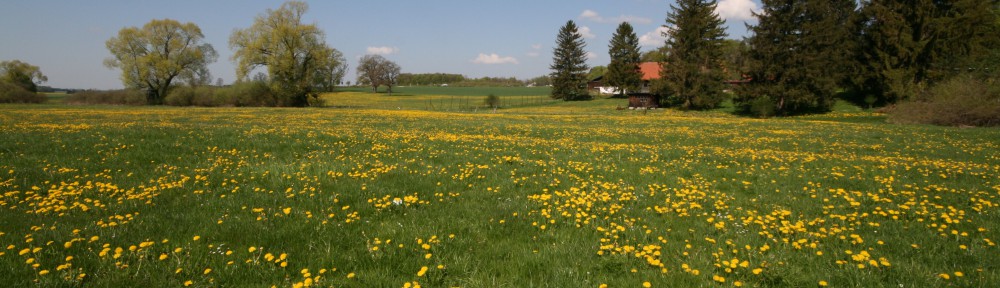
[639,62,661,80]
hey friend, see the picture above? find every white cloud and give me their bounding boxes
[586,51,599,61]
[578,26,596,39]
[472,53,519,65]
[639,26,672,48]
[579,9,652,25]
[366,46,399,55]
[527,44,542,57]
[715,0,760,21]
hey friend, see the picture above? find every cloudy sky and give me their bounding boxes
[0,0,760,89]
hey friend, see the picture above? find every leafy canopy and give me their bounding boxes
[230,1,346,107]
[1,60,48,93]
[105,19,217,105]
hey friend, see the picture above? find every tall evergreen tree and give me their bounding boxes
[737,0,857,116]
[855,0,999,104]
[550,20,590,101]
[605,22,642,96]
[662,0,728,110]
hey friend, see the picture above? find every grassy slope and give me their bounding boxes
[1,95,999,287]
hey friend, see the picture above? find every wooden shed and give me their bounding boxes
[627,62,663,108]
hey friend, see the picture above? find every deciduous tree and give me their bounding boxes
[105,19,217,105]
[1,60,47,93]
[230,1,346,107]
[605,22,642,96]
[356,54,401,95]
[550,20,589,101]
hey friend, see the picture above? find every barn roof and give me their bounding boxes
[639,62,661,80]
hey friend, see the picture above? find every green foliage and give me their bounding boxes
[719,39,749,81]
[230,1,347,107]
[737,0,856,116]
[65,90,146,105]
[550,20,590,101]
[163,82,284,107]
[0,81,46,103]
[855,0,1000,104]
[889,75,1000,127]
[587,66,607,81]
[661,0,728,110]
[105,19,217,105]
[605,22,642,96]
[398,73,466,86]
[484,94,500,109]
[1,60,48,93]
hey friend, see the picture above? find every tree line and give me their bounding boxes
[548,0,999,124]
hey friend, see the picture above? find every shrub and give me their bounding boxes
[746,96,776,118]
[165,86,197,106]
[484,94,500,109]
[163,83,283,107]
[65,89,145,105]
[0,81,46,103]
[889,75,1000,127]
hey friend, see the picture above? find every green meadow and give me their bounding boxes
[1,92,998,287]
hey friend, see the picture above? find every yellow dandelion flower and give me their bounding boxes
[184,280,193,287]
[954,271,964,277]
[819,280,828,286]
[417,266,428,277]
[203,268,212,275]
[643,281,652,287]
[159,253,168,261]
[248,246,257,253]
[38,270,50,276]
[939,273,950,280]
[347,272,356,278]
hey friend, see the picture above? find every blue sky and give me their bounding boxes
[0,0,761,89]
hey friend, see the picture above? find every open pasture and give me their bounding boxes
[1,103,998,287]
[325,87,555,111]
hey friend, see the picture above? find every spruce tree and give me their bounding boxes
[605,22,642,96]
[737,0,857,116]
[662,0,728,110]
[856,0,999,104]
[550,20,590,101]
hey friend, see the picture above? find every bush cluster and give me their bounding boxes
[65,89,145,105]
[166,82,325,107]
[888,75,1000,127]
[65,82,324,107]
[0,81,47,103]
[164,82,280,107]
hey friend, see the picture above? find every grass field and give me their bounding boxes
[326,87,556,111]
[1,91,999,287]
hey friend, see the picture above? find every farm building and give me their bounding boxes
[588,62,661,96]
[628,62,662,108]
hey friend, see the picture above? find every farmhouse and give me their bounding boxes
[588,62,662,108]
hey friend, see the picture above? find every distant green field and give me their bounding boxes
[339,86,551,97]
[2,95,999,287]
[42,92,69,104]
[325,86,559,111]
